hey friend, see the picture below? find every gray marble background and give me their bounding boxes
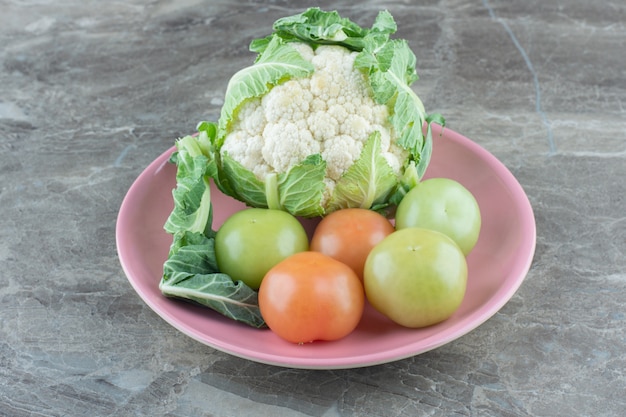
[1,0,624,416]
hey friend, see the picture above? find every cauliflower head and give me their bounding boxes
[221,43,407,203]
[203,8,443,217]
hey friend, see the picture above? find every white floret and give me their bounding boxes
[221,42,402,197]
[321,177,336,206]
[372,105,390,125]
[221,130,272,178]
[307,111,338,142]
[327,103,348,124]
[322,134,362,181]
[261,122,319,173]
[262,79,312,123]
[384,144,410,174]
[290,42,315,62]
[233,98,265,136]
[340,114,370,140]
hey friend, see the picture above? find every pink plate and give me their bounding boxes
[116,125,536,369]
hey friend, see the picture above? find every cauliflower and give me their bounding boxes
[203,8,443,217]
[161,7,445,331]
[221,44,409,204]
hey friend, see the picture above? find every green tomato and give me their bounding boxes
[395,178,481,255]
[215,208,309,290]
[364,228,467,328]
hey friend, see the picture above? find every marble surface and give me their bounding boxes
[1,0,624,416]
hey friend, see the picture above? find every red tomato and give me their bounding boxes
[310,208,395,280]
[258,251,365,344]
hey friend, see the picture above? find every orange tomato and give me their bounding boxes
[258,251,364,344]
[310,208,395,280]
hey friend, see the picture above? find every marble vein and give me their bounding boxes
[482,0,557,155]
